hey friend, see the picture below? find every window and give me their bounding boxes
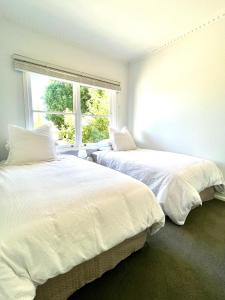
[25,73,116,147]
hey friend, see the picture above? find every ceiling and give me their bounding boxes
[0,0,224,62]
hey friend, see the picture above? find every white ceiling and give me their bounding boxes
[0,0,225,62]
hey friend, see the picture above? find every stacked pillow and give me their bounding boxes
[6,124,57,165]
[97,139,112,151]
[110,127,136,151]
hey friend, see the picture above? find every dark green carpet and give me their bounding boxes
[69,200,225,300]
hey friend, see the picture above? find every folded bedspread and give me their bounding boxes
[0,156,164,300]
[94,149,225,225]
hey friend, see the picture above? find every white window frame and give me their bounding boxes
[23,72,117,148]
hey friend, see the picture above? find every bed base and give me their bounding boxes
[200,186,215,202]
[35,230,147,300]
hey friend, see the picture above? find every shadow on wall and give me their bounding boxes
[135,130,164,151]
[0,143,8,161]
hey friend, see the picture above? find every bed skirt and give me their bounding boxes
[200,186,215,202]
[35,230,147,300]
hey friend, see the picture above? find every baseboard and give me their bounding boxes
[215,192,225,202]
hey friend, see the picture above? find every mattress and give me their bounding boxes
[93,149,224,225]
[0,156,164,299]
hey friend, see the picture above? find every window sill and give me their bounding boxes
[56,143,99,156]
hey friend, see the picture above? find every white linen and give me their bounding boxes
[110,127,136,151]
[6,124,56,165]
[0,156,164,300]
[94,149,225,225]
[97,139,112,148]
[97,139,112,151]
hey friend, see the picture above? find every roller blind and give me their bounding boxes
[13,54,121,91]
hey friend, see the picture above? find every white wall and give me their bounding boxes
[128,18,225,174]
[0,18,128,160]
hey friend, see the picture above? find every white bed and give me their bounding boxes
[0,156,164,300]
[93,148,224,225]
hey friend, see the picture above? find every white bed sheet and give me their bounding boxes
[94,149,224,225]
[0,156,164,300]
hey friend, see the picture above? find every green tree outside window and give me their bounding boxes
[44,81,110,144]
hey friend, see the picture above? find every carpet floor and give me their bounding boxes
[69,200,225,300]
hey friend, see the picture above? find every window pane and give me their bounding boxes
[82,116,109,144]
[80,86,110,116]
[30,73,73,113]
[33,112,75,145]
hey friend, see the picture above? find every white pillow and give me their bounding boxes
[34,123,54,136]
[5,123,55,151]
[97,139,112,151]
[6,124,57,165]
[98,146,112,151]
[110,127,136,151]
[97,139,112,147]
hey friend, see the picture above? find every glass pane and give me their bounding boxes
[80,86,110,116]
[33,112,75,145]
[82,116,109,144]
[30,73,73,113]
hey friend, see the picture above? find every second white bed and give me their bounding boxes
[93,148,224,225]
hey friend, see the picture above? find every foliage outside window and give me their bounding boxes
[30,73,112,145]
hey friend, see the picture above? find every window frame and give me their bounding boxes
[23,72,117,148]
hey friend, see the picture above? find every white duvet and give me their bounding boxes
[0,156,164,300]
[94,149,224,225]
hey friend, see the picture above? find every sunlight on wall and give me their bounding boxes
[128,18,225,175]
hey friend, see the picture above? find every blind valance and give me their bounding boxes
[13,54,121,91]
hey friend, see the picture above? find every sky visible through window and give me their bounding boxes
[31,73,49,112]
